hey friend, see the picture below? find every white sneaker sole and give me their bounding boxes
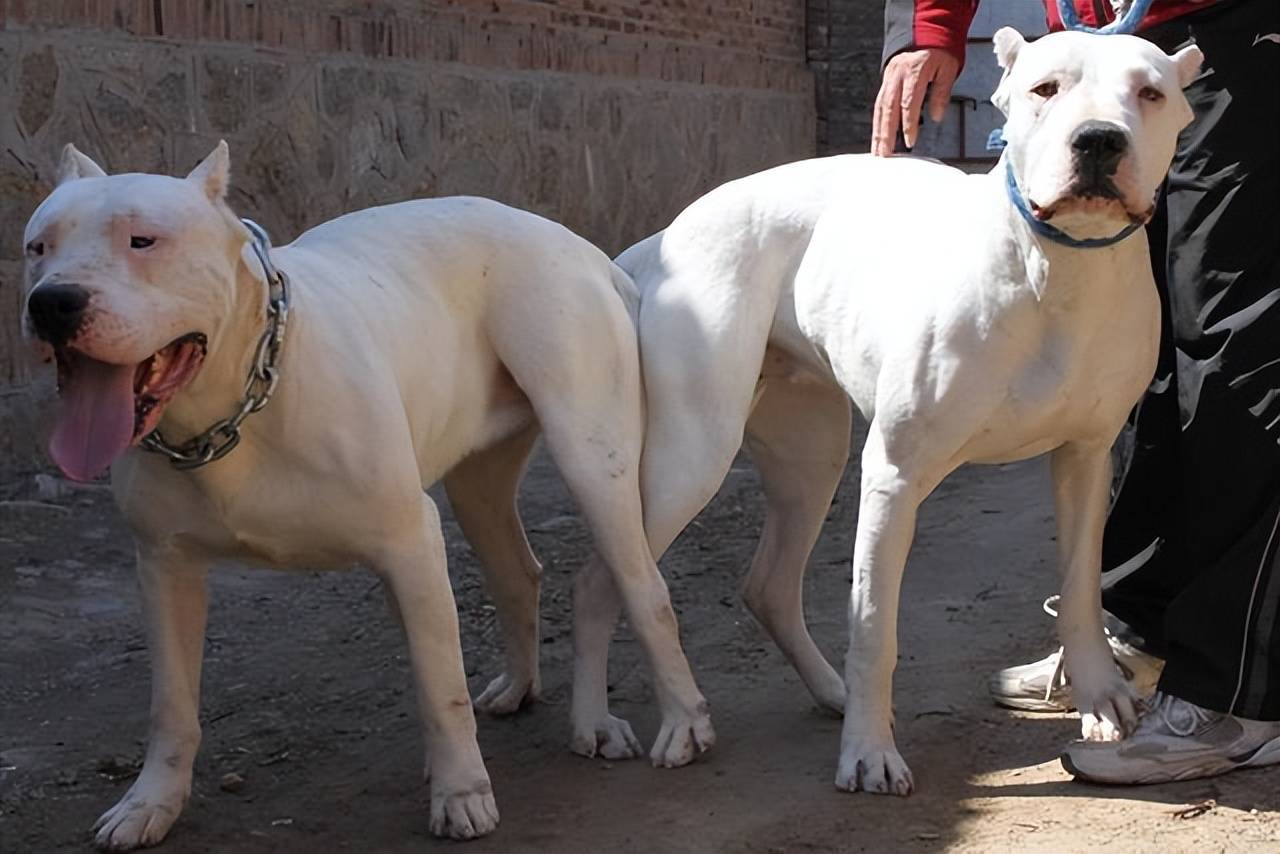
[1240,731,1280,769]
[991,694,1073,713]
[1062,731,1280,785]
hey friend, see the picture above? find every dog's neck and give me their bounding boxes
[154,245,274,444]
[985,159,1148,304]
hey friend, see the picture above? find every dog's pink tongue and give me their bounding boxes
[49,358,136,482]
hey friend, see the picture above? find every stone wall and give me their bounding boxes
[0,0,815,469]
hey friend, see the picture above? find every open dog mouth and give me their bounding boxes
[130,333,208,437]
[50,333,207,481]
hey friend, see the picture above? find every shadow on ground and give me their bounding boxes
[2,449,1277,853]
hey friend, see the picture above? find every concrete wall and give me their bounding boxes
[0,0,815,470]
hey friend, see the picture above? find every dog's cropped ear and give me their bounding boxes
[56,144,107,186]
[993,27,1025,72]
[186,140,231,202]
[990,28,1026,116]
[1170,43,1203,88]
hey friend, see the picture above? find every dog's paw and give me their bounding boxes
[428,778,499,840]
[475,671,539,716]
[648,704,715,768]
[570,714,643,760]
[92,782,187,851]
[834,744,914,796]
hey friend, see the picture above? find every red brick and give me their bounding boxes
[13,0,810,92]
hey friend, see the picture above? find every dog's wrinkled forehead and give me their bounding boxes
[1021,33,1174,87]
[26,174,211,244]
[992,29,1197,117]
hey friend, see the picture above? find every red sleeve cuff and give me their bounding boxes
[882,0,977,71]
[911,20,969,67]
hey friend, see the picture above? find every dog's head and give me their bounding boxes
[991,28,1202,240]
[22,142,253,481]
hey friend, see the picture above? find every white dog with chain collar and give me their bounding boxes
[20,143,713,849]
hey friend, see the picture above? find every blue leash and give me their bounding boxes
[990,0,1155,248]
[1057,0,1154,36]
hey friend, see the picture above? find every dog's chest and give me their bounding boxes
[122,466,378,570]
[183,499,367,569]
[961,302,1156,463]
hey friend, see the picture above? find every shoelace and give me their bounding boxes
[1145,690,1218,737]
[1036,595,1135,703]
[1041,596,1068,703]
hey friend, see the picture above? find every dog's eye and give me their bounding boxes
[130,235,156,250]
[1031,81,1059,99]
[25,240,44,257]
[1138,86,1165,103]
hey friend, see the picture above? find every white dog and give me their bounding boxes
[567,29,1203,794]
[21,145,713,849]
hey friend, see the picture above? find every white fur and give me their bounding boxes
[993,30,1201,237]
[575,29,1200,794]
[22,146,713,849]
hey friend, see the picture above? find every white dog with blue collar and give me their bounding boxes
[570,27,1203,795]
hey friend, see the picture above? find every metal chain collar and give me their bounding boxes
[140,218,290,470]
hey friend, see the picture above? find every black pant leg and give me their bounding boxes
[1101,0,1280,718]
[1099,191,1180,653]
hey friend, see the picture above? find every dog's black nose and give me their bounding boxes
[1070,121,1128,175]
[27,283,90,344]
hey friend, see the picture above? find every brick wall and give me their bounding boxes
[807,0,883,153]
[1,1,810,90]
[0,0,815,470]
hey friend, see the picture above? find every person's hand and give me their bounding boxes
[872,48,961,156]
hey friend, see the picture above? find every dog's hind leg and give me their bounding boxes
[497,275,724,768]
[537,402,716,769]
[569,554,642,759]
[567,264,784,765]
[444,424,543,716]
[94,546,208,851]
[743,374,852,714]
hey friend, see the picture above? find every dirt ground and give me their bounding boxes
[3,447,1279,853]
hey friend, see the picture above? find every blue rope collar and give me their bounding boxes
[1057,0,1154,35]
[1004,160,1143,249]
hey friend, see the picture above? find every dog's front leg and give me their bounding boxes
[1051,440,1138,742]
[375,495,498,840]
[94,546,208,851]
[835,431,918,796]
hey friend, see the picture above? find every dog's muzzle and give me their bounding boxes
[1069,121,1128,199]
[27,282,91,346]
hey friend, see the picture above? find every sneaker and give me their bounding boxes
[1062,691,1280,784]
[988,596,1164,712]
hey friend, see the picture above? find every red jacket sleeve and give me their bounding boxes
[882,0,980,69]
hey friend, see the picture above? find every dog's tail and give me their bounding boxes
[609,262,642,328]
